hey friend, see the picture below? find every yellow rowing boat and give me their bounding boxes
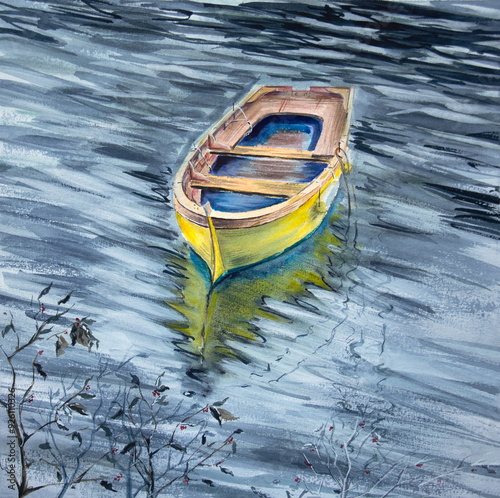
[173,85,355,284]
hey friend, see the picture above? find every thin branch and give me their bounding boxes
[418,457,467,488]
[380,464,409,498]
[8,308,70,360]
[19,352,42,440]
[352,462,401,498]
[70,450,111,484]
[155,431,238,495]
[21,476,106,496]
[38,458,62,473]
[341,419,360,497]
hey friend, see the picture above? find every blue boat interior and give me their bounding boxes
[196,114,328,213]
[238,114,323,151]
[201,155,328,212]
[211,156,326,183]
[201,190,285,213]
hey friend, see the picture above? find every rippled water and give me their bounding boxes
[1,1,499,496]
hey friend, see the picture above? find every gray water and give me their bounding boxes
[0,1,499,497]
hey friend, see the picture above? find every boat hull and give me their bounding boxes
[176,170,341,284]
[173,85,354,284]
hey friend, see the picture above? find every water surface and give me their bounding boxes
[0,1,499,496]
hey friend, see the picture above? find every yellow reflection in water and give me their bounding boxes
[164,207,347,371]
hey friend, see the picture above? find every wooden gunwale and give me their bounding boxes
[173,85,353,230]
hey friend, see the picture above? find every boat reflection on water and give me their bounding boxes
[163,199,354,376]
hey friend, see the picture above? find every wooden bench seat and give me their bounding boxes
[208,145,332,162]
[189,174,306,198]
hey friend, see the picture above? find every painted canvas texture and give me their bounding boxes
[1,1,499,497]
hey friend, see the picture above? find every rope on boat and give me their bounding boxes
[335,145,357,214]
[203,202,224,284]
[192,143,210,170]
[313,178,326,213]
[234,104,253,137]
[209,104,253,149]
